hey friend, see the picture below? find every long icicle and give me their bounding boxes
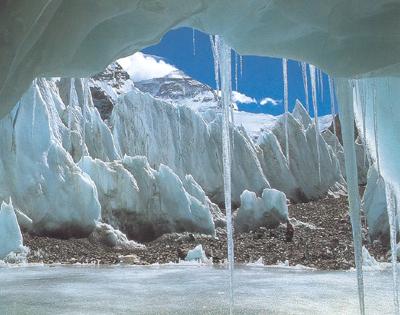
[328,76,337,152]
[192,28,196,56]
[301,62,309,113]
[216,35,234,315]
[319,68,324,103]
[372,82,381,175]
[335,78,365,315]
[240,55,243,78]
[68,78,75,130]
[386,181,400,314]
[235,51,238,92]
[309,65,321,182]
[209,35,220,97]
[282,58,289,164]
[81,78,89,157]
[31,78,37,138]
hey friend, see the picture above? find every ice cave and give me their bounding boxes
[0,1,400,314]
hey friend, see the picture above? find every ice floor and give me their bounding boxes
[0,264,395,314]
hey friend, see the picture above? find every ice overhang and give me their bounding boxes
[1,0,400,117]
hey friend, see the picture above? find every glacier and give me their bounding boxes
[0,199,25,259]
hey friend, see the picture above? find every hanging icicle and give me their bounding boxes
[372,82,381,175]
[357,82,368,168]
[385,181,400,314]
[309,65,321,182]
[282,58,289,164]
[240,55,243,78]
[209,35,220,96]
[68,78,75,130]
[319,68,324,103]
[81,78,89,157]
[192,28,196,56]
[335,79,366,315]
[234,51,238,92]
[216,35,235,315]
[31,78,37,138]
[328,76,337,152]
[301,62,309,113]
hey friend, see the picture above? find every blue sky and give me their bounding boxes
[142,27,334,117]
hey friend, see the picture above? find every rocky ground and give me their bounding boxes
[24,195,389,270]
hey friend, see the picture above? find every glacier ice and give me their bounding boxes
[0,199,25,259]
[363,165,389,243]
[80,155,216,242]
[235,189,288,233]
[185,244,209,263]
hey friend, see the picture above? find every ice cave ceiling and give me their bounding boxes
[1,0,400,117]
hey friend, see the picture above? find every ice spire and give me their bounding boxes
[309,65,321,182]
[301,62,309,113]
[328,76,337,151]
[192,28,196,56]
[216,35,235,315]
[335,79,365,315]
[282,58,289,164]
[68,78,75,130]
[385,182,399,314]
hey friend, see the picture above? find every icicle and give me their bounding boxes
[301,62,309,113]
[372,82,381,175]
[68,78,75,130]
[31,78,37,138]
[309,65,321,182]
[357,82,368,168]
[192,28,196,56]
[335,79,365,315]
[177,106,182,166]
[234,52,238,92]
[319,68,324,102]
[385,182,400,314]
[240,55,243,78]
[81,78,89,156]
[216,35,234,315]
[209,35,220,95]
[282,58,289,164]
[328,76,337,152]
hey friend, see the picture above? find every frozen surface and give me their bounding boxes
[0,265,396,315]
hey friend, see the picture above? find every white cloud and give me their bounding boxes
[117,52,177,82]
[259,97,280,106]
[232,91,256,104]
